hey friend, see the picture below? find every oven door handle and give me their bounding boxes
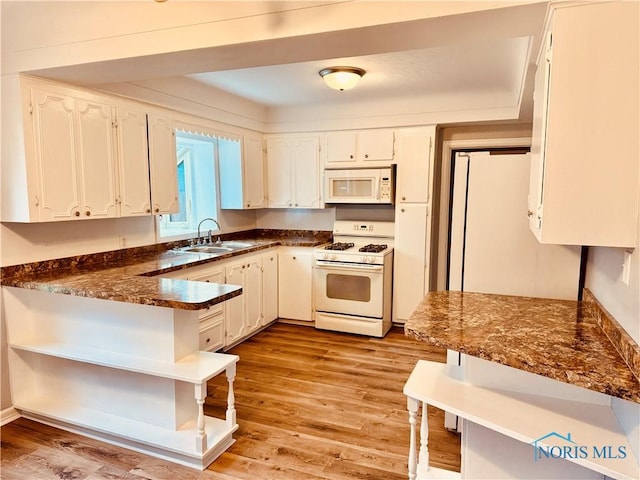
[315,261,384,272]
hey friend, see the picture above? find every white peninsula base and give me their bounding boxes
[3,286,239,470]
[404,360,638,480]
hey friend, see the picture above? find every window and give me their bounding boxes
[158,131,218,240]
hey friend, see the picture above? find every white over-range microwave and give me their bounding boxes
[324,167,395,204]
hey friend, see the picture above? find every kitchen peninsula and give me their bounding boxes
[403,290,639,479]
[1,232,326,470]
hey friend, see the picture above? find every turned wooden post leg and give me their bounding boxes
[226,362,237,428]
[418,401,430,477]
[407,396,419,480]
[195,382,207,453]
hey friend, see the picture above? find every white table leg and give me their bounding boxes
[225,362,237,428]
[408,396,419,480]
[418,401,430,478]
[194,382,207,453]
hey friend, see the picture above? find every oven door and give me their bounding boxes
[314,260,384,318]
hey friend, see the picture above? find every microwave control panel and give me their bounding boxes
[379,176,392,201]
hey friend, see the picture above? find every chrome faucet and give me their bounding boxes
[196,218,222,245]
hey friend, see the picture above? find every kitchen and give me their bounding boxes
[1,1,638,479]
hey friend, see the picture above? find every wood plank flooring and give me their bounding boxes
[1,323,461,479]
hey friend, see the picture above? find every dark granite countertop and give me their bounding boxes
[405,290,640,403]
[1,230,330,311]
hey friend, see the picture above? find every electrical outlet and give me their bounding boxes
[621,250,632,286]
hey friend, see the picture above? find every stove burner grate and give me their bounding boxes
[324,242,355,251]
[358,244,388,253]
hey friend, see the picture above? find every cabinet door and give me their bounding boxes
[243,134,266,209]
[326,132,356,165]
[116,106,152,216]
[75,99,118,219]
[358,130,394,163]
[244,257,263,334]
[224,262,247,346]
[393,204,429,322]
[148,113,179,214]
[278,248,313,321]
[292,137,320,208]
[31,88,80,220]
[261,251,278,325]
[266,139,293,208]
[531,2,639,247]
[395,127,434,203]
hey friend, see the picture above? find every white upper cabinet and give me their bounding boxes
[2,76,180,222]
[325,129,395,168]
[147,111,179,215]
[395,126,435,204]
[30,86,118,221]
[243,133,266,209]
[529,2,639,247]
[219,132,266,210]
[114,103,152,216]
[266,135,322,209]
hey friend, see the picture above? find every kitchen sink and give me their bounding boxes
[218,241,255,249]
[173,240,257,255]
[181,246,234,254]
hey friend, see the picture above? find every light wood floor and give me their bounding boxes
[1,323,461,479]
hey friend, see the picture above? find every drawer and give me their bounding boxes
[199,319,224,352]
[199,301,224,319]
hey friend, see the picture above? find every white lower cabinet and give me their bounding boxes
[225,255,263,346]
[278,247,313,321]
[161,262,226,352]
[394,204,430,323]
[161,248,279,349]
[262,250,279,324]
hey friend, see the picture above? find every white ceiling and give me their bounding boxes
[187,35,532,108]
[12,1,550,125]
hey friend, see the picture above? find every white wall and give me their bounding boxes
[585,207,640,461]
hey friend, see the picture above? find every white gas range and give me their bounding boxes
[314,221,394,337]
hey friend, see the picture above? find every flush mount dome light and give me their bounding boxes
[319,66,366,91]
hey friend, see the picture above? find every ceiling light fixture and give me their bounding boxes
[319,66,366,91]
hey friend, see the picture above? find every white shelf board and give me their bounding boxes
[404,360,639,480]
[16,396,236,460]
[10,342,238,383]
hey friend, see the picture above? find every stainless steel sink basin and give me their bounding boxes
[180,246,234,254]
[173,240,256,255]
[218,241,255,249]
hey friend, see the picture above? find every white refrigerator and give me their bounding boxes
[444,151,582,430]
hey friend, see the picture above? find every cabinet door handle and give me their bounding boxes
[401,208,405,213]
[527,210,534,218]
[146,208,151,214]
[295,203,299,207]
[154,207,160,213]
[402,196,406,201]
[364,154,369,159]
[85,211,91,216]
[349,154,354,159]
[75,211,80,217]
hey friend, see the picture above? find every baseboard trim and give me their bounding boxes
[1,406,21,426]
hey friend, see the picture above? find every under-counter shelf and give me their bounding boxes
[404,360,638,480]
[10,342,236,383]
[16,395,237,470]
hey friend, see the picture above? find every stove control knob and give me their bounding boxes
[361,256,367,263]
[328,253,335,261]
[368,256,375,263]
